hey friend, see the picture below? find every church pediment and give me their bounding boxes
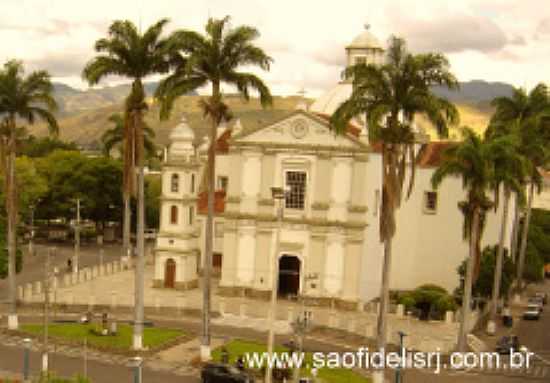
[229,110,368,151]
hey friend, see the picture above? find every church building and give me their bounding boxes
[153,26,511,307]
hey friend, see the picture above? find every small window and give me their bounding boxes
[424,191,438,213]
[171,174,179,193]
[217,176,228,191]
[191,173,196,193]
[285,171,307,210]
[170,205,178,224]
[188,206,194,225]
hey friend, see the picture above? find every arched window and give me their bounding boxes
[170,205,178,224]
[171,173,179,193]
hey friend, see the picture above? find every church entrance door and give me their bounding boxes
[164,258,176,288]
[278,255,300,298]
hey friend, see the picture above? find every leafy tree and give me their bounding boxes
[82,18,175,349]
[0,156,48,221]
[483,132,526,325]
[155,16,273,359]
[19,135,77,157]
[432,129,513,351]
[330,36,459,352]
[101,113,156,159]
[35,151,123,231]
[457,246,515,300]
[399,284,457,320]
[487,84,550,289]
[0,60,58,327]
[145,175,161,229]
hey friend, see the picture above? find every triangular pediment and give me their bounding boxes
[229,110,367,150]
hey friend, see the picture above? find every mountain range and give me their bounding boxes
[28,80,515,147]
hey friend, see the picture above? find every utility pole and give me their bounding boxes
[265,186,286,383]
[28,204,35,256]
[42,247,51,373]
[73,198,81,274]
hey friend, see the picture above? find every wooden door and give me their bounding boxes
[164,258,176,288]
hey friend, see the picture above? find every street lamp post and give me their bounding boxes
[28,204,35,257]
[42,247,52,373]
[73,198,81,274]
[130,356,143,383]
[265,186,286,383]
[23,338,31,382]
[395,331,407,383]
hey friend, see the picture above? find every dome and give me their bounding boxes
[169,115,194,141]
[346,24,383,50]
[309,82,352,116]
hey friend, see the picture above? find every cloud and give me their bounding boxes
[27,52,88,77]
[535,18,550,40]
[391,12,519,54]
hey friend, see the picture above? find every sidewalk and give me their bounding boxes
[21,260,460,353]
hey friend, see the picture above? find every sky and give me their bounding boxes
[1,0,549,97]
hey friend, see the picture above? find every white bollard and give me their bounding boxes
[34,281,42,295]
[396,304,405,318]
[63,274,71,287]
[287,307,294,322]
[218,299,225,316]
[110,292,117,309]
[445,311,454,324]
[25,283,33,298]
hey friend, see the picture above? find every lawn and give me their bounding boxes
[20,323,184,351]
[212,339,371,383]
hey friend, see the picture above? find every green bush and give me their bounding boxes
[398,284,455,320]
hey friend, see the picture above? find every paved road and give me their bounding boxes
[402,279,550,382]
[0,342,200,383]
[0,243,132,302]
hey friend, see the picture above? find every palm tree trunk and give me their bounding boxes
[376,237,393,350]
[458,206,480,352]
[201,88,219,361]
[133,106,146,350]
[123,191,131,257]
[6,117,18,329]
[490,188,510,321]
[517,182,535,290]
[509,196,520,264]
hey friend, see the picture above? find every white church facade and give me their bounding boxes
[153,27,511,307]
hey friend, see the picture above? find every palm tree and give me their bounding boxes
[432,128,517,351]
[487,84,550,289]
[101,113,156,158]
[0,60,58,329]
[483,130,526,331]
[330,36,459,352]
[82,19,174,350]
[155,16,272,360]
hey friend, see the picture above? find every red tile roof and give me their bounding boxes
[197,190,226,215]
[417,142,455,167]
[215,129,231,154]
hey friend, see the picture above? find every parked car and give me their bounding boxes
[528,297,544,313]
[495,335,520,354]
[201,363,253,383]
[523,304,541,320]
[534,292,548,305]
